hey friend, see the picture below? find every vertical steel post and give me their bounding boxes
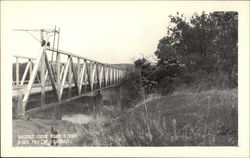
[51,25,56,61]
[117,69,118,83]
[40,52,45,106]
[85,60,88,92]
[89,62,93,91]
[79,61,86,93]
[60,64,64,81]
[17,89,25,119]
[55,52,61,120]
[77,58,80,92]
[114,69,116,84]
[110,68,113,85]
[114,69,117,83]
[56,53,61,100]
[108,67,111,85]
[107,67,110,86]
[70,57,79,95]
[98,65,103,89]
[40,29,44,44]
[16,57,19,86]
[96,64,100,89]
[115,69,117,83]
[29,60,32,80]
[103,65,107,87]
[112,68,114,84]
[118,70,120,83]
[68,56,72,98]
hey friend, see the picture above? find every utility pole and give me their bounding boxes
[13,27,59,47]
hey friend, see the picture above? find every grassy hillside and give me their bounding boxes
[13,89,237,146]
[106,89,237,146]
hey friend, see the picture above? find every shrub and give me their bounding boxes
[120,69,143,110]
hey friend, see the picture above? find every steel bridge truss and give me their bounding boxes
[13,45,126,118]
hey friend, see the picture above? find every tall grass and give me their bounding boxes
[13,89,237,146]
[104,89,238,146]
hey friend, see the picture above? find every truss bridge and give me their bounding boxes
[12,27,126,119]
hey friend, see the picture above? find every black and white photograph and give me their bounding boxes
[1,1,249,157]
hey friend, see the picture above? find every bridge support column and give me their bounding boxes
[68,57,72,98]
[17,89,25,119]
[54,52,62,120]
[54,105,62,120]
[118,86,122,108]
[93,91,103,119]
[114,86,122,111]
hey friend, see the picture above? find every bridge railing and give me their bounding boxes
[13,55,36,87]
[13,44,126,118]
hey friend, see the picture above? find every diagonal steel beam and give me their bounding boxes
[22,46,46,110]
[44,53,59,100]
[90,62,96,91]
[59,57,70,98]
[70,57,79,95]
[16,57,19,86]
[56,53,61,101]
[20,61,31,85]
[60,64,64,81]
[45,70,48,82]
[77,58,80,86]
[86,61,91,90]
[79,62,86,94]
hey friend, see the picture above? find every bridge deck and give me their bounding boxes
[12,82,95,97]
[13,83,119,115]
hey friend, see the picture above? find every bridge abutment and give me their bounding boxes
[54,105,62,120]
[16,89,26,119]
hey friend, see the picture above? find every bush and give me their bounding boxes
[120,69,143,110]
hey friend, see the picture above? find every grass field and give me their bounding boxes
[13,88,237,146]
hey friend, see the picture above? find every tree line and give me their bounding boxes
[120,11,238,109]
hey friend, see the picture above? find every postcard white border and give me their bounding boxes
[1,1,249,157]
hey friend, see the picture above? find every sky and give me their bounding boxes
[1,1,241,64]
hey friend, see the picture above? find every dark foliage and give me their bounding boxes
[120,69,143,110]
[134,11,238,94]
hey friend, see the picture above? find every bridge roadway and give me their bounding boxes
[13,82,89,97]
[12,82,119,116]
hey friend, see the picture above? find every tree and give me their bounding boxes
[120,69,143,110]
[128,11,238,98]
[154,11,238,89]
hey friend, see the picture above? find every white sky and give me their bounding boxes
[0,1,241,64]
